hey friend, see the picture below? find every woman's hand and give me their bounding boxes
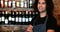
[47,29,55,32]
[26,25,33,32]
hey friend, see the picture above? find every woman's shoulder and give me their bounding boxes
[47,15,57,25]
[48,15,56,21]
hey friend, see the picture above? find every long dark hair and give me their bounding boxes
[33,0,54,16]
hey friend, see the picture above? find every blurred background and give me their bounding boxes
[0,0,60,32]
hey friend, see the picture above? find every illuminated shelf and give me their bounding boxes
[0,8,34,11]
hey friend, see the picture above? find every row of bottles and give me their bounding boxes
[0,10,38,25]
[0,0,33,8]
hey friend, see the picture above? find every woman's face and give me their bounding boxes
[37,0,46,13]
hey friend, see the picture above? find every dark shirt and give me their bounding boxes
[29,15,57,30]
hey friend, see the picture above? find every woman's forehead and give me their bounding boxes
[38,0,45,2]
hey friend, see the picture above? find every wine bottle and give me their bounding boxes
[28,11,32,22]
[12,1,16,8]
[5,19,8,24]
[8,11,12,24]
[11,11,15,24]
[15,11,19,22]
[22,11,25,22]
[1,15,5,24]
[16,0,20,8]
[0,12,1,22]
[29,0,33,8]
[18,11,22,24]
[20,0,24,8]
[5,0,8,8]
[24,0,28,8]
[26,11,28,22]
[2,11,5,22]
[1,0,4,8]
[0,0,2,8]
[8,0,12,8]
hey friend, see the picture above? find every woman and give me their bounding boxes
[26,0,57,32]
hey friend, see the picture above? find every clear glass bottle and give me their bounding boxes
[0,12,2,22]
[28,11,32,22]
[8,0,12,8]
[5,0,8,8]
[1,11,5,24]
[24,0,28,8]
[18,11,22,24]
[15,11,19,22]
[22,11,26,22]
[25,11,28,22]
[12,0,16,8]
[16,0,20,8]
[1,0,4,8]
[5,19,8,24]
[11,11,15,24]
[1,14,5,22]
[0,0,1,8]
[8,11,12,24]
[20,0,24,8]
[29,0,33,8]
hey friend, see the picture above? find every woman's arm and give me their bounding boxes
[47,16,57,32]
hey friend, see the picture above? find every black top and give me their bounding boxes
[29,15,57,30]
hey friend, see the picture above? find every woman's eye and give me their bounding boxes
[42,2,46,4]
[38,2,41,4]
[38,2,46,4]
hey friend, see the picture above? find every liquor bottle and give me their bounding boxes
[15,11,19,22]
[1,15,5,24]
[25,11,28,22]
[5,0,8,8]
[29,0,33,8]
[0,12,2,22]
[18,11,22,24]
[11,11,15,24]
[8,0,12,8]
[35,11,38,16]
[29,15,32,22]
[21,11,23,22]
[0,12,1,22]
[28,11,31,22]
[30,11,32,16]
[0,0,2,8]
[32,11,35,17]
[2,11,5,22]
[5,19,8,24]
[8,11,12,24]
[0,17,1,22]
[5,11,9,24]
[0,11,2,24]
[20,0,24,8]
[16,0,20,8]
[12,1,16,8]
[19,11,22,22]
[22,11,25,22]
[24,0,28,8]
[1,0,4,8]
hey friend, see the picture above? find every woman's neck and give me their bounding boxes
[40,11,47,18]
